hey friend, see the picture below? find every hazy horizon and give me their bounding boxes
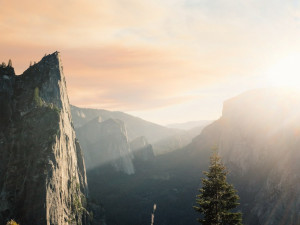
[1,0,300,124]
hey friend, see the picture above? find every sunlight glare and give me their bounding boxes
[266,53,300,87]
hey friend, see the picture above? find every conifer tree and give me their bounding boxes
[194,150,242,225]
[8,59,12,67]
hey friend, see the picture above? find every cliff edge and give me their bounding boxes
[0,52,89,225]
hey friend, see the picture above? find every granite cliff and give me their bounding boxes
[0,53,90,225]
[71,105,179,143]
[71,106,202,156]
[130,136,155,161]
[76,117,135,174]
[85,88,300,225]
[189,88,300,225]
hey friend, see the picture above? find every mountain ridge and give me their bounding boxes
[71,105,181,143]
[76,116,135,174]
[0,52,90,225]
[86,88,300,225]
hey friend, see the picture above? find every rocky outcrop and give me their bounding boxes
[76,117,135,175]
[0,52,89,225]
[190,88,300,225]
[152,128,203,155]
[130,136,155,161]
[0,61,15,77]
[71,105,203,156]
[71,105,180,143]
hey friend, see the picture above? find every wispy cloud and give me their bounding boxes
[1,0,300,123]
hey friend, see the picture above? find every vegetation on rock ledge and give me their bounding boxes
[6,220,19,225]
[33,87,43,107]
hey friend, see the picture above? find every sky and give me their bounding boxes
[1,0,300,125]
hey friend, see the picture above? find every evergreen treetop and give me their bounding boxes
[194,149,243,225]
[8,59,12,67]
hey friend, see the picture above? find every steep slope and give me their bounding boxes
[71,105,179,143]
[71,105,205,155]
[167,120,212,130]
[189,88,300,225]
[76,117,135,174]
[87,88,300,225]
[0,53,89,225]
[130,136,155,161]
[152,124,210,155]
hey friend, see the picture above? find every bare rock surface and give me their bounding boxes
[190,88,300,225]
[71,105,180,143]
[76,117,135,174]
[0,52,89,225]
[130,136,155,161]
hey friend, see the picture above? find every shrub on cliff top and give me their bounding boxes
[33,87,43,107]
[6,219,19,225]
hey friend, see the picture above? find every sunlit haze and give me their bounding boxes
[265,53,300,87]
[1,0,300,124]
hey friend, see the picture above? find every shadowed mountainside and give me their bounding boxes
[167,120,212,130]
[71,105,180,143]
[72,105,208,156]
[76,117,135,174]
[0,53,90,225]
[87,88,300,225]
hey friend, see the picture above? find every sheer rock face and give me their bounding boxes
[191,89,300,225]
[76,117,135,175]
[0,52,89,225]
[71,105,179,143]
[130,136,155,161]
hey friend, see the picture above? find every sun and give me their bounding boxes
[265,53,300,88]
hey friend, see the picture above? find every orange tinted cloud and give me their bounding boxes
[0,43,210,110]
[1,0,300,123]
[63,46,214,110]
[0,0,165,46]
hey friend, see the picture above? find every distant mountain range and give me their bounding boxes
[167,120,213,130]
[86,88,300,225]
[71,105,208,175]
[2,53,299,225]
[71,105,182,143]
[71,105,208,156]
[76,117,136,174]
